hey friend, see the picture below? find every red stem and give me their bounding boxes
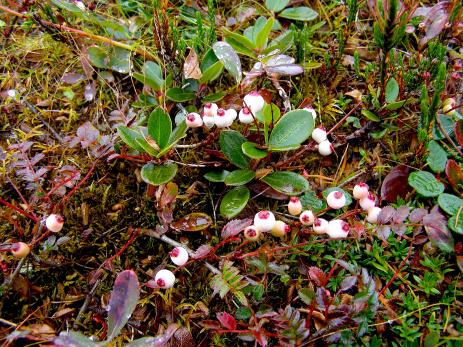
[0,198,38,222]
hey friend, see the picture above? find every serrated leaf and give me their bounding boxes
[426,140,447,173]
[224,169,255,186]
[268,109,314,151]
[107,270,140,341]
[141,162,177,186]
[221,218,253,239]
[220,186,250,219]
[408,171,444,197]
[279,6,318,21]
[423,207,454,253]
[217,312,237,330]
[242,142,268,159]
[212,41,242,83]
[220,130,251,169]
[300,190,326,212]
[261,171,310,196]
[148,108,172,150]
[438,193,463,216]
[385,77,399,103]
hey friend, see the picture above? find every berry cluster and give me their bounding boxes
[153,246,189,289]
[243,210,290,240]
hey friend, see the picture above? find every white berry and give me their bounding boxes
[311,127,327,144]
[299,210,315,226]
[239,107,254,124]
[271,220,290,237]
[359,193,376,211]
[288,197,302,216]
[243,91,265,114]
[185,112,203,128]
[366,207,382,224]
[203,102,218,117]
[326,219,350,238]
[244,225,261,241]
[154,269,176,289]
[214,108,233,128]
[326,191,347,209]
[10,242,30,258]
[226,108,237,121]
[46,214,64,233]
[254,210,276,232]
[318,140,334,156]
[353,182,369,200]
[170,247,189,266]
[313,218,328,234]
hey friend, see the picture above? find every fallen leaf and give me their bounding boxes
[183,49,202,80]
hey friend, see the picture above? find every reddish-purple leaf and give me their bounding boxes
[446,159,463,189]
[340,275,357,292]
[217,312,237,330]
[171,213,212,232]
[191,244,213,259]
[381,165,412,202]
[252,328,268,347]
[455,120,463,148]
[423,206,454,253]
[107,270,140,341]
[419,1,452,47]
[409,208,428,223]
[61,72,86,84]
[308,267,326,287]
[160,182,178,206]
[221,218,252,239]
[393,206,410,224]
[378,206,395,224]
[84,82,96,101]
[456,256,463,273]
[377,225,391,242]
[391,223,407,236]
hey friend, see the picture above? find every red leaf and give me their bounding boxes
[217,312,237,330]
[221,218,252,239]
[191,244,213,259]
[171,213,212,232]
[381,165,412,202]
[419,1,452,47]
[308,267,326,287]
[455,120,463,148]
[445,159,463,189]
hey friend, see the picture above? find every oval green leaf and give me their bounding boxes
[199,61,224,84]
[279,7,318,21]
[220,186,250,219]
[117,126,145,152]
[166,87,196,102]
[438,193,463,216]
[141,162,178,186]
[385,77,399,103]
[448,215,463,235]
[265,0,290,12]
[426,140,447,173]
[220,130,251,169]
[261,171,310,196]
[408,171,445,197]
[224,169,256,186]
[204,170,230,182]
[212,41,242,83]
[268,109,314,151]
[148,108,172,150]
[242,142,268,159]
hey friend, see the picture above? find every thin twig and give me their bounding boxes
[73,279,101,329]
[21,99,63,142]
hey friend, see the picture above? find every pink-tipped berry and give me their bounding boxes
[359,193,376,211]
[326,219,350,238]
[254,210,276,232]
[170,246,189,266]
[244,225,261,241]
[271,220,290,237]
[288,197,303,216]
[185,112,203,128]
[313,218,328,234]
[154,269,175,289]
[215,108,233,128]
[311,127,327,144]
[318,140,334,156]
[203,102,218,117]
[239,107,254,124]
[46,214,64,233]
[10,242,30,258]
[353,182,369,200]
[326,191,347,209]
[243,91,265,114]
[299,210,315,226]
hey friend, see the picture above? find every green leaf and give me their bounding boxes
[224,37,257,58]
[117,126,145,152]
[242,142,268,159]
[88,46,131,73]
[204,170,230,182]
[261,103,281,144]
[235,307,252,320]
[220,186,250,219]
[223,29,256,51]
[426,140,447,173]
[408,171,445,197]
[134,137,159,156]
[265,0,290,12]
[438,193,463,216]
[220,130,251,169]
[268,109,314,151]
[166,87,196,102]
[224,169,256,186]
[300,190,326,213]
[132,61,164,90]
[385,77,399,103]
[156,121,188,157]
[148,108,172,150]
[279,7,318,21]
[448,215,463,235]
[322,187,353,206]
[212,41,242,83]
[203,91,227,103]
[261,171,310,196]
[255,17,274,50]
[361,109,381,122]
[199,61,224,84]
[384,100,406,111]
[141,162,178,186]
[107,270,140,341]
